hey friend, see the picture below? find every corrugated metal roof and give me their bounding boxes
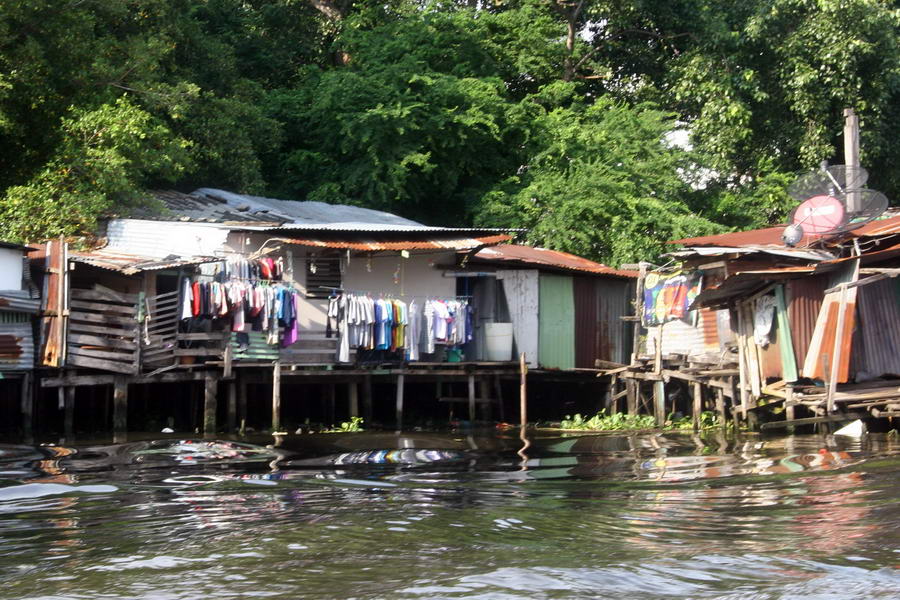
[669,213,900,248]
[472,245,638,278]
[668,246,834,261]
[0,291,40,314]
[0,241,35,252]
[277,234,511,251]
[69,249,219,274]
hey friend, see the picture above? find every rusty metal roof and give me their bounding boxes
[0,292,40,314]
[69,250,220,274]
[278,234,511,252]
[471,245,638,278]
[670,214,900,248]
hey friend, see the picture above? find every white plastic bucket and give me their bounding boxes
[484,323,513,361]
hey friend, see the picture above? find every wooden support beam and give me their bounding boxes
[395,372,405,431]
[42,371,208,388]
[519,352,528,427]
[653,380,665,427]
[715,387,726,427]
[20,372,33,438]
[272,360,282,432]
[113,376,128,435]
[227,381,237,432]
[204,375,218,436]
[363,374,373,424]
[692,381,703,431]
[64,386,75,437]
[785,385,795,431]
[493,375,505,423]
[479,378,492,422]
[348,381,359,418]
[626,379,637,415]
[468,374,476,422]
[237,373,248,427]
[326,383,336,427]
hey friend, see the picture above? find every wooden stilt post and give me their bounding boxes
[479,378,491,421]
[715,387,726,428]
[653,380,665,428]
[395,372,405,431]
[237,373,247,428]
[493,375,505,423]
[20,373,33,439]
[348,381,359,418]
[626,378,637,415]
[785,384,795,432]
[363,373,373,424]
[326,383,336,427]
[227,381,237,432]
[272,360,282,432]
[468,374,476,423]
[519,352,527,428]
[204,374,218,436]
[113,377,128,436]
[64,386,75,438]
[692,381,703,431]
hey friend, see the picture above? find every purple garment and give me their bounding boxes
[282,292,300,347]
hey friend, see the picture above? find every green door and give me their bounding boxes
[539,274,575,369]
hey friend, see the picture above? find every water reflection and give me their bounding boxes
[0,430,898,599]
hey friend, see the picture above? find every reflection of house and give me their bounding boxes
[620,212,900,429]
[452,245,637,369]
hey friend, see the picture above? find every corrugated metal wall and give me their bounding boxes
[573,278,597,368]
[0,316,34,371]
[539,274,575,369]
[647,308,723,358]
[499,270,540,367]
[786,274,829,364]
[853,278,900,378]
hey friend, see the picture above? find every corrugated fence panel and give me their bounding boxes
[499,270,540,367]
[597,279,632,364]
[786,274,829,363]
[649,308,720,358]
[854,278,900,378]
[539,274,575,370]
[573,277,598,368]
[0,321,34,370]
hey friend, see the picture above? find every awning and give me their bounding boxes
[69,250,220,275]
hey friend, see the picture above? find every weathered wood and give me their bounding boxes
[272,361,282,432]
[760,412,867,430]
[653,380,665,427]
[696,369,740,377]
[177,332,229,341]
[68,310,138,327]
[736,307,750,423]
[519,352,527,427]
[468,374,476,422]
[692,381,703,431]
[223,341,233,379]
[69,300,137,316]
[174,348,223,357]
[363,374,373,424]
[20,372,33,438]
[348,382,359,418]
[715,387,726,427]
[626,379,637,415]
[826,282,850,414]
[64,386,75,437]
[68,333,136,351]
[438,397,494,404]
[237,373,248,425]
[68,321,137,338]
[227,381,237,432]
[68,353,137,374]
[493,375,505,423]
[68,346,136,362]
[113,377,128,434]
[71,288,138,304]
[204,375,218,435]
[396,372,405,430]
[326,384,336,427]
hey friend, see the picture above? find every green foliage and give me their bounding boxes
[560,410,657,431]
[666,411,724,430]
[1,0,898,250]
[325,416,365,433]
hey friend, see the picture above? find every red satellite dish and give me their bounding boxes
[792,195,846,234]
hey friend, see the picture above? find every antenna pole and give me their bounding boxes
[843,108,861,212]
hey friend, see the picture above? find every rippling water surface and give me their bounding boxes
[0,429,898,599]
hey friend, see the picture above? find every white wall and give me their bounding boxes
[498,269,540,366]
[0,247,23,290]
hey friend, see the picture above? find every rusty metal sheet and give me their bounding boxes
[28,241,64,367]
[574,277,598,368]
[474,245,637,278]
[786,274,830,365]
[280,234,511,252]
[0,322,34,370]
[0,292,40,314]
[69,249,219,274]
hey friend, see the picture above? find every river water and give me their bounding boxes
[0,429,897,599]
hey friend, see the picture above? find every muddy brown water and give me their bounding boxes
[0,429,898,599]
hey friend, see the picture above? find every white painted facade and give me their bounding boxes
[0,247,23,290]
